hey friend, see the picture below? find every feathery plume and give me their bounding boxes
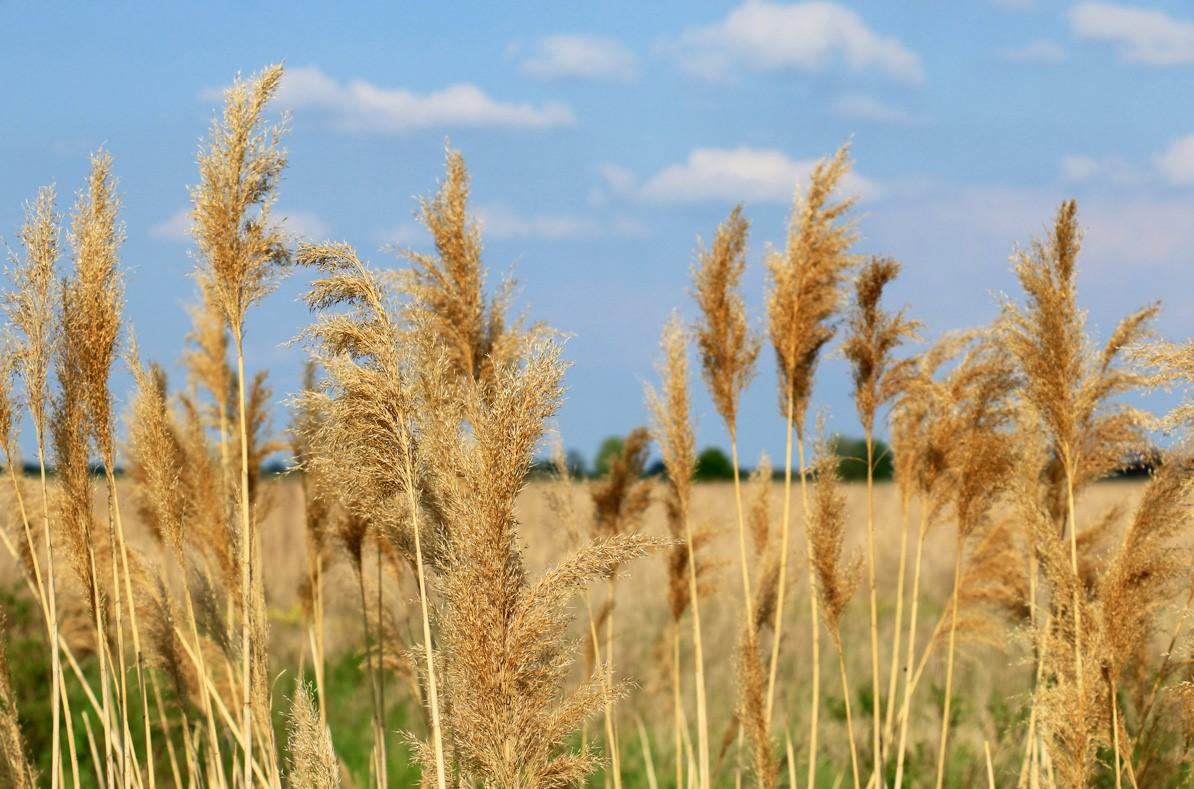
[286,683,341,789]
[692,205,759,428]
[767,144,858,434]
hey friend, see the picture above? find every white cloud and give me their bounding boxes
[381,205,646,244]
[873,183,1194,272]
[660,2,924,85]
[832,94,915,124]
[1154,134,1194,184]
[1060,154,1142,186]
[519,35,639,81]
[149,209,191,241]
[1071,2,1194,66]
[1001,40,1067,62]
[632,147,877,204]
[205,65,576,134]
[150,207,328,242]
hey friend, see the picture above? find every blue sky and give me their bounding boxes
[2,1,1192,466]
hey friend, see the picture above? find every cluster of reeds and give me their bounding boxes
[2,62,1194,789]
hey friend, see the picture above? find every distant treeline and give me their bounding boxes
[3,442,1161,482]
[527,434,1165,483]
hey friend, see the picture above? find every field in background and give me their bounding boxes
[4,477,1153,786]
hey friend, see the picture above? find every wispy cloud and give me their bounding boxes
[1059,153,1142,186]
[203,65,575,134]
[382,203,646,244]
[659,1,924,85]
[150,207,329,242]
[1001,39,1067,62]
[517,34,639,81]
[608,146,877,204]
[1154,134,1194,184]
[832,94,916,124]
[1071,2,1194,66]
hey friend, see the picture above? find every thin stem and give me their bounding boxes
[864,433,882,786]
[585,595,619,789]
[881,493,910,748]
[356,562,385,789]
[400,439,448,789]
[234,337,254,788]
[606,577,623,789]
[1111,676,1122,789]
[673,624,684,789]
[376,543,387,789]
[796,435,821,789]
[765,399,795,725]
[106,469,156,789]
[837,641,862,789]
[729,427,753,625]
[933,540,964,789]
[682,484,710,789]
[893,503,927,789]
[37,445,68,789]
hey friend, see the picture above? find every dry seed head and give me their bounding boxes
[645,313,706,620]
[192,63,288,338]
[841,256,920,434]
[748,453,773,557]
[767,143,858,434]
[692,205,759,429]
[1099,455,1194,680]
[287,682,341,789]
[64,151,124,464]
[127,348,190,558]
[590,427,652,541]
[398,147,540,386]
[1003,200,1157,489]
[809,429,861,641]
[1133,340,1194,434]
[6,184,60,444]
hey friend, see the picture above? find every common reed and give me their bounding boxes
[808,432,863,789]
[7,66,1194,789]
[589,426,652,788]
[693,204,759,659]
[4,183,69,789]
[645,313,712,789]
[764,143,857,787]
[841,256,918,783]
[191,63,289,786]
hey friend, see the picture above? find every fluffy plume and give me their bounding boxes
[1133,340,1194,436]
[398,147,539,386]
[63,151,124,465]
[1003,200,1158,515]
[1100,456,1194,683]
[645,314,708,621]
[5,184,60,445]
[692,205,759,428]
[808,434,861,641]
[287,683,341,788]
[767,144,858,433]
[191,63,289,339]
[841,256,919,434]
[590,427,652,543]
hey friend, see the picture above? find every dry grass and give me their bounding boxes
[2,63,1194,789]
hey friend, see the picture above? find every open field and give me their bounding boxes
[3,59,1194,789]
[1,477,1171,787]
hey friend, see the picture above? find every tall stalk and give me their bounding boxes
[893,505,928,789]
[863,435,882,785]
